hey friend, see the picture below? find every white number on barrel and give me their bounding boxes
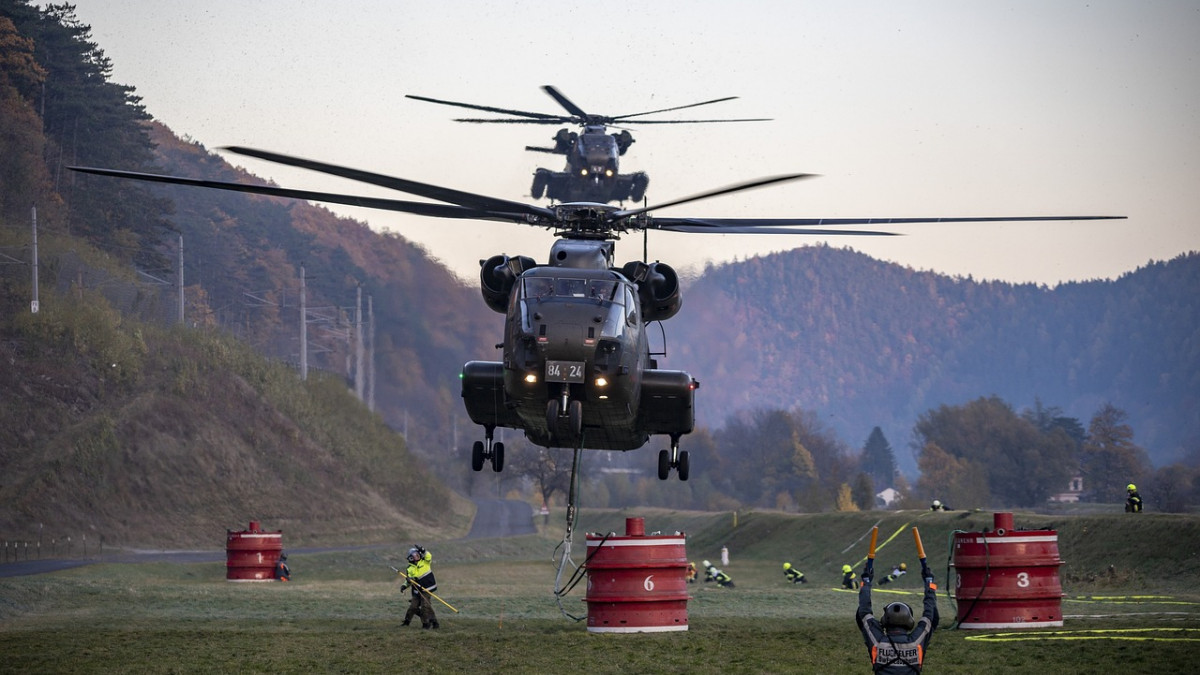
[643,575,655,592]
[1017,572,1030,588]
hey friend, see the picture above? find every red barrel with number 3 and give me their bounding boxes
[952,512,1064,628]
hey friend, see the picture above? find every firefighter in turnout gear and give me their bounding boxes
[877,562,907,586]
[842,564,860,590]
[1125,483,1143,512]
[783,562,807,584]
[702,560,735,588]
[401,546,439,629]
[856,562,939,673]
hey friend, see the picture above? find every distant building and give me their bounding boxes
[1048,475,1084,503]
[876,488,901,508]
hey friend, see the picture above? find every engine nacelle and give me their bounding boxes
[480,255,535,313]
[621,261,682,322]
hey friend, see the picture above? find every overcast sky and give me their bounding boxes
[68,0,1199,286]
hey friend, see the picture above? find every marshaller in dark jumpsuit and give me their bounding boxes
[855,565,939,673]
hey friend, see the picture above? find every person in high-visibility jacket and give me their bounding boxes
[842,564,860,590]
[702,560,735,588]
[856,563,939,673]
[400,546,439,629]
[878,562,907,586]
[783,562,807,584]
[1125,483,1143,513]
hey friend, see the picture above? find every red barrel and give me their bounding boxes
[226,520,283,582]
[952,512,1064,628]
[585,517,689,633]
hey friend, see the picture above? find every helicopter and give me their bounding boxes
[71,148,1124,481]
[406,85,770,204]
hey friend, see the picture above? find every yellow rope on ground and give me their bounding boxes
[964,628,1200,643]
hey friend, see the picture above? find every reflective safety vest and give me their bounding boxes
[870,639,924,673]
[406,556,437,595]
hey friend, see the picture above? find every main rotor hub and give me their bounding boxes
[553,203,624,239]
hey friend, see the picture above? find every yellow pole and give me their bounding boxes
[912,527,926,562]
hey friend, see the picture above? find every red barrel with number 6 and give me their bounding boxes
[585,517,689,633]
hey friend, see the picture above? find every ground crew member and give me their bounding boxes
[856,562,939,673]
[400,545,439,629]
[878,562,907,586]
[686,561,698,583]
[930,499,946,511]
[703,560,735,588]
[274,552,290,582]
[842,564,860,590]
[1125,484,1143,512]
[783,562,807,584]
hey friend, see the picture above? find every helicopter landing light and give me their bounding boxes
[580,168,589,176]
[604,169,614,178]
[594,376,609,387]
[524,373,538,384]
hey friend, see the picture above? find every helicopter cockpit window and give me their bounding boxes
[556,278,587,297]
[524,277,555,298]
[587,280,618,301]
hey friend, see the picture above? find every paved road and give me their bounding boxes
[466,499,536,538]
[1,500,537,577]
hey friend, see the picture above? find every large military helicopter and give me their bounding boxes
[406,85,769,204]
[71,149,1123,482]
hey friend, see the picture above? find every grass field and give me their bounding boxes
[1,509,1196,673]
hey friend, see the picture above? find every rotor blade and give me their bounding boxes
[542,85,588,119]
[69,166,520,222]
[661,215,1128,227]
[654,222,899,236]
[452,117,568,124]
[221,146,553,219]
[613,96,740,120]
[615,174,820,219]
[406,94,564,122]
[612,117,773,124]
[525,146,561,154]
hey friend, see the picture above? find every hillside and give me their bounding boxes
[0,268,473,548]
[672,246,1200,469]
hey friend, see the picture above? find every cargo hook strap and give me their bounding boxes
[553,440,587,621]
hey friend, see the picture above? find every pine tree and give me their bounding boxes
[860,426,896,489]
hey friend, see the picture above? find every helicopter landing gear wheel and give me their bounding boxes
[471,440,485,472]
[546,399,560,430]
[656,436,689,480]
[491,442,505,472]
[472,427,504,473]
[568,399,583,437]
[630,173,649,202]
[531,169,550,199]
